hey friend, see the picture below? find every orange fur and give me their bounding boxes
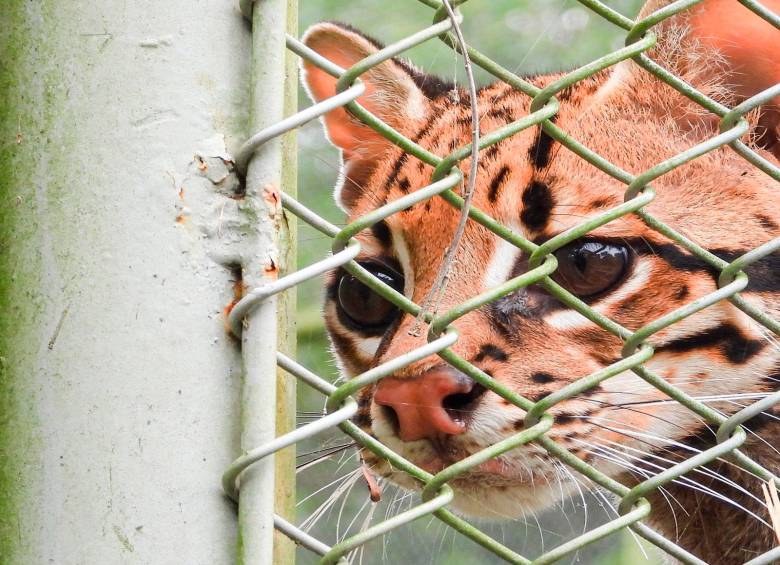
[304,2,780,562]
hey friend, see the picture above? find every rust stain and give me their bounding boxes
[222,277,246,332]
[178,187,185,200]
[196,156,208,172]
[262,183,280,209]
[175,214,186,224]
[263,257,278,279]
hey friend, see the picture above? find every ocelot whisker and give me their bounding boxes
[297,467,360,509]
[575,442,684,538]
[604,392,776,408]
[593,437,768,514]
[576,473,654,560]
[581,416,774,490]
[554,459,589,536]
[585,439,773,529]
[297,442,356,459]
[574,397,709,434]
[300,467,361,533]
[296,443,357,472]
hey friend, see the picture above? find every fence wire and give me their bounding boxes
[227,1,780,563]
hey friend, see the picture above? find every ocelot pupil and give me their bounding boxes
[337,264,403,328]
[574,249,588,274]
[553,240,629,298]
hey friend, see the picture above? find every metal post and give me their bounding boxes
[274,3,300,563]
[0,0,253,563]
[236,1,289,564]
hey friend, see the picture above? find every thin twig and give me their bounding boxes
[360,460,382,502]
[410,0,480,336]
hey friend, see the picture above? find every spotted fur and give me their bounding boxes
[303,1,780,562]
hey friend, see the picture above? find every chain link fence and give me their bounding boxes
[226,0,780,563]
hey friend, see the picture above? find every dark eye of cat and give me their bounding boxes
[337,262,404,329]
[553,240,629,298]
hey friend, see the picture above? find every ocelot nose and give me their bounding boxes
[374,367,487,442]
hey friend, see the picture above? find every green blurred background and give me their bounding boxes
[291,1,662,563]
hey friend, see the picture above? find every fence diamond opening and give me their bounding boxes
[226,1,780,563]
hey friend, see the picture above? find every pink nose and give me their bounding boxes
[374,368,485,442]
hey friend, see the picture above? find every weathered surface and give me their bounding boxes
[0,1,254,562]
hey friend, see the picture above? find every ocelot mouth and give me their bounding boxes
[410,440,525,481]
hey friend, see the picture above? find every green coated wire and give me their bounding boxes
[244,0,780,562]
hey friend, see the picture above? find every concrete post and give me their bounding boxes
[0,1,294,562]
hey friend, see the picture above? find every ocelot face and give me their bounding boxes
[302,1,780,522]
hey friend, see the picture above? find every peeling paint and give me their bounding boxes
[138,35,173,48]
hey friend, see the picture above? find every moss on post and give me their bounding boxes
[0,3,46,560]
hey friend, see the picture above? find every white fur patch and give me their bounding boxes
[391,225,415,298]
[591,59,633,106]
[356,337,380,358]
[484,237,522,291]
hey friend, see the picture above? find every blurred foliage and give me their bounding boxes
[291,1,662,563]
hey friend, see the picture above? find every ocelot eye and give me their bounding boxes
[337,263,404,329]
[553,240,629,298]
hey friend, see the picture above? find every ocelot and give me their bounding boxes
[302,1,780,562]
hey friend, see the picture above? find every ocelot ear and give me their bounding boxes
[613,0,780,156]
[301,22,441,208]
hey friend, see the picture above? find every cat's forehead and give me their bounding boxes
[345,70,776,256]
[346,77,648,242]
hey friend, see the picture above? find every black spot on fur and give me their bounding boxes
[657,323,767,364]
[413,115,440,144]
[528,118,557,168]
[487,107,514,123]
[384,153,408,190]
[370,220,392,247]
[397,177,411,193]
[456,114,472,128]
[474,344,508,363]
[484,144,501,160]
[531,372,556,384]
[521,180,555,230]
[488,166,510,203]
[756,214,778,231]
